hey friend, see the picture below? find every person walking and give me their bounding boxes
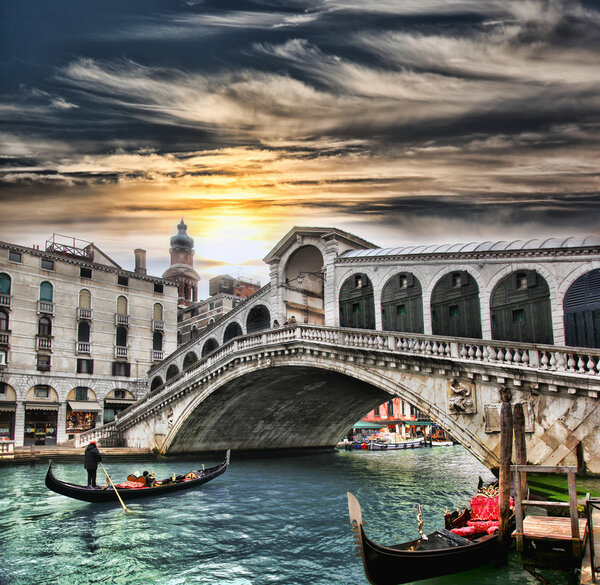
[84,440,102,488]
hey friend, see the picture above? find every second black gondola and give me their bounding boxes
[45,450,230,503]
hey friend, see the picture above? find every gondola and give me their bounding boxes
[45,450,230,503]
[347,487,510,585]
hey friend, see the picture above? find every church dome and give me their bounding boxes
[170,219,194,249]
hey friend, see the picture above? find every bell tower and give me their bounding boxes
[162,219,200,307]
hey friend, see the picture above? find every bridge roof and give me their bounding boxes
[340,235,600,258]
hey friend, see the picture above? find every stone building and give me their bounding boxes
[0,234,178,446]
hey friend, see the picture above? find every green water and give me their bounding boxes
[0,447,575,584]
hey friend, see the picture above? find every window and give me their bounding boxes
[117,295,128,315]
[0,310,8,331]
[516,272,528,290]
[177,331,182,345]
[38,316,52,336]
[396,304,406,316]
[75,386,88,401]
[0,382,6,395]
[112,362,130,377]
[153,303,163,320]
[118,275,129,287]
[40,281,53,302]
[114,389,126,399]
[41,258,54,271]
[352,303,360,314]
[154,283,163,293]
[78,322,90,342]
[153,331,163,351]
[36,354,51,371]
[451,272,462,288]
[34,385,50,398]
[77,359,94,374]
[449,305,459,318]
[116,327,127,347]
[209,302,215,310]
[388,400,394,416]
[8,251,21,263]
[513,308,525,323]
[398,275,408,289]
[374,404,380,416]
[0,273,11,294]
[191,326,198,340]
[191,308,198,317]
[354,275,363,288]
[79,289,91,309]
[80,267,92,279]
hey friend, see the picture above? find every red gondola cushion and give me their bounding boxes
[469,495,513,521]
[115,480,147,489]
[451,526,477,538]
[466,520,499,534]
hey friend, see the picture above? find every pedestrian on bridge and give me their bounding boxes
[84,441,102,488]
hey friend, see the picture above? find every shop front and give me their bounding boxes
[66,401,102,439]
[0,403,15,440]
[24,404,58,446]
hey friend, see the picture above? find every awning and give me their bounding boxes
[26,402,59,411]
[68,401,102,412]
[0,401,16,412]
[351,421,385,429]
[104,398,136,406]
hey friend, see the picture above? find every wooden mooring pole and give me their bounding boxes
[499,397,514,551]
[513,403,527,499]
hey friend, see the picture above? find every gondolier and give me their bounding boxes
[84,441,102,488]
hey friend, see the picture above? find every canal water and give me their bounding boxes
[0,446,571,585]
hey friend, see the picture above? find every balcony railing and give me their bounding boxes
[0,332,9,346]
[115,346,128,359]
[38,300,55,315]
[0,294,11,308]
[115,314,130,326]
[152,319,165,331]
[36,337,53,351]
[77,307,93,320]
[152,350,164,362]
[76,341,91,354]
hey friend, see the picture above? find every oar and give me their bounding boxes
[100,462,134,514]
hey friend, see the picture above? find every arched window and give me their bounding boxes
[183,352,198,368]
[116,326,127,347]
[117,296,128,315]
[202,338,219,357]
[78,321,90,342]
[0,310,8,331]
[166,364,179,380]
[564,269,600,348]
[177,331,182,345]
[38,316,52,336]
[0,273,11,295]
[223,322,243,343]
[151,376,164,391]
[40,281,53,302]
[246,305,271,333]
[79,289,91,309]
[191,326,198,340]
[339,274,375,329]
[153,303,163,321]
[153,331,163,351]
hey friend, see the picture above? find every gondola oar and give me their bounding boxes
[100,463,133,514]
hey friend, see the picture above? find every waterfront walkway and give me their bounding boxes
[0,445,156,465]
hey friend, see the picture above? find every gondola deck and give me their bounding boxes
[45,450,230,503]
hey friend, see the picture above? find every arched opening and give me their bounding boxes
[166,364,179,380]
[40,281,53,302]
[77,321,90,342]
[79,289,91,309]
[117,295,128,315]
[38,316,52,336]
[191,326,198,340]
[116,326,127,347]
[491,270,553,344]
[150,376,164,391]
[153,331,163,351]
[0,273,11,295]
[246,305,271,333]
[223,321,243,343]
[284,245,325,324]
[339,273,375,329]
[564,269,600,348]
[0,310,8,332]
[153,303,163,320]
[202,338,219,357]
[183,351,198,369]
[431,271,482,338]
[381,273,424,333]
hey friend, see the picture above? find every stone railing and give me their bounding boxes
[0,294,11,308]
[77,307,93,320]
[37,300,54,315]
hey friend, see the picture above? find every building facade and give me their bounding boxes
[0,235,178,446]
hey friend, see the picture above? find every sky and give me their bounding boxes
[1,0,599,295]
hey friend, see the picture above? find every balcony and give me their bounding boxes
[0,294,11,308]
[114,346,128,359]
[152,350,164,362]
[38,300,55,315]
[36,336,53,351]
[77,307,93,320]
[0,332,9,346]
[76,341,91,354]
[152,319,165,331]
[115,314,130,326]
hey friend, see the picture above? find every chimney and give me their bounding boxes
[134,249,147,275]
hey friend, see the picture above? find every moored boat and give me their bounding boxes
[368,437,423,450]
[45,450,230,503]
[347,482,511,585]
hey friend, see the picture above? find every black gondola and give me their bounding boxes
[347,491,506,585]
[45,450,230,503]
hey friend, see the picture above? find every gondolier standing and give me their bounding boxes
[84,441,102,488]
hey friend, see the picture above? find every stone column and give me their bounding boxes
[14,401,25,447]
[57,401,67,444]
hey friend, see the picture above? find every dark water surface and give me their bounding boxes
[0,447,562,584]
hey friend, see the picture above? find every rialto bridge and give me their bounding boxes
[78,227,600,474]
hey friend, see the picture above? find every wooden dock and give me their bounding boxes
[0,445,157,465]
